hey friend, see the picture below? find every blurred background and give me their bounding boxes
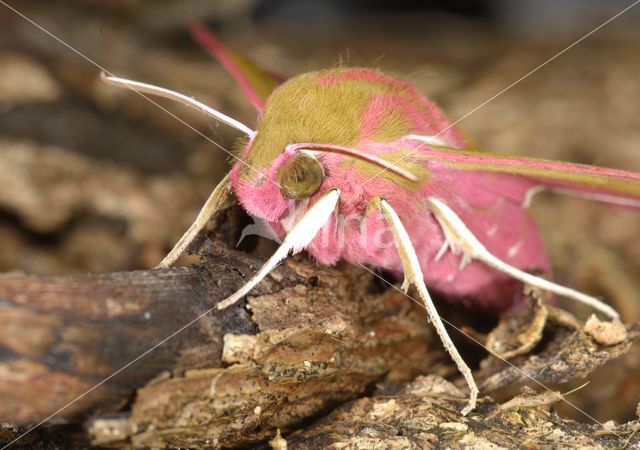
[0,0,639,422]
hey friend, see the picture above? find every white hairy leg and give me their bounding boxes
[378,198,479,416]
[427,197,619,320]
[216,189,341,310]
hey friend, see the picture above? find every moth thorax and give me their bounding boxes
[277,152,324,200]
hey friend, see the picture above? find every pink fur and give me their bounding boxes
[230,151,294,222]
[319,69,466,148]
[319,148,549,312]
[358,94,396,140]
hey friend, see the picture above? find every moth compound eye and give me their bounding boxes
[277,152,324,200]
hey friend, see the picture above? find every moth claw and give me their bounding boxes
[434,241,449,261]
[461,385,479,416]
[458,255,472,271]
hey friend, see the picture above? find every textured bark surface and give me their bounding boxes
[286,375,640,449]
[87,260,442,448]
[0,207,444,448]
[3,234,638,449]
[0,245,263,423]
[83,303,639,448]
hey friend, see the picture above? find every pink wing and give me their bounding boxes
[188,23,283,110]
[418,145,640,210]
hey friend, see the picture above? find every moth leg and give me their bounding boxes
[427,197,620,320]
[377,198,479,416]
[157,173,232,269]
[216,189,341,310]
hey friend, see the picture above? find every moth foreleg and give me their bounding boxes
[377,198,479,416]
[427,197,620,320]
[157,173,232,269]
[216,189,341,310]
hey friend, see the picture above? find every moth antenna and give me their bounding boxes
[216,189,341,309]
[100,72,255,137]
[427,197,620,319]
[287,143,418,182]
[378,197,478,416]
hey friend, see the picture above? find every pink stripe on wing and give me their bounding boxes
[188,22,265,110]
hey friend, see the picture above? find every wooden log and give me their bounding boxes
[0,246,264,423]
[87,259,443,448]
[1,226,639,448]
[1,208,638,448]
[0,211,442,447]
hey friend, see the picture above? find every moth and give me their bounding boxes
[102,24,640,415]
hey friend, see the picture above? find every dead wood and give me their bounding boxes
[1,204,639,448]
[286,375,640,449]
[479,319,638,393]
[0,206,443,447]
[0,246,259,423]
[82,302,640,448]
[86,258,442,448]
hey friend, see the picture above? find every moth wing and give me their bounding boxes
[416,143,640,210]
[188,23,284,110]
[403,141,638,311]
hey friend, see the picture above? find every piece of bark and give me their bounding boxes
[479,322,639,393]
[286,375,640,449]
[0,214,443,448]
[85,289,640,448]
[476,310,640,425]
[485,291,548,360]
[86,260,443,448]
[0,423,93,450]
[2,203,639,448]
[0,246,253,423]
